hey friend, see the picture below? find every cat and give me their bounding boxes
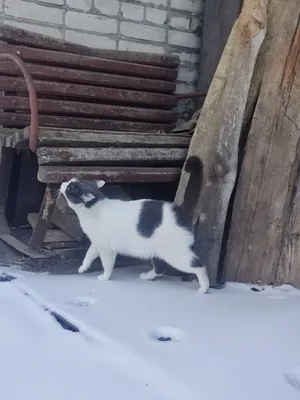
[59,156,209,293]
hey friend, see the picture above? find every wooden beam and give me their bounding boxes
[197,0,243,100]
[224,0,300,285]
[38,166,182,183]
[0,96,177,123]
[0,61,176,93]
[27,212,75,243]
[0,76,177,108]
[28,184,57,252]
[23,127,190,148]
[175,0,268,286]
[0,44,178,81]
[0,112,176,133]
[37,147,187,165]
[0,23,179,68]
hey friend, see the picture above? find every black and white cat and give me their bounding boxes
[59,156,209,293]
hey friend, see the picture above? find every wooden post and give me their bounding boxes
[28,184,57,253]
[175,0,268,286]
[225,0,300,285]
[197,0,243,105]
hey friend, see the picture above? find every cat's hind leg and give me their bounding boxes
[164,250,209,293]
[140,257,169,281]
[78,244,99,274]
[97,246,117,281]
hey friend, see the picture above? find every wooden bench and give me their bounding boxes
[0,25,191,257]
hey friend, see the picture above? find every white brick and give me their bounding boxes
[139,0,168,7]
[169,16,190,30]
[176,82,196,93]
[94,0,119,16]
[66,11,117,34]
[171,0,202,13]
[168,30,198,48]
[190,16,201,31]
[66,0,92,11]
[177,67,198,83]
[5,0,64,24]
[173,51,199,65]
[4,19,63,39]
[121,3,144,21]
[146,8,167,25]
[121,22,165,43]
[37,0,64,5]
[65,30,117,49]
[119,40,164,54]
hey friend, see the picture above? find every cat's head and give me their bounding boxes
[60,178,106,208]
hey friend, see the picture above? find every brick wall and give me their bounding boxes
[1,0,203,123]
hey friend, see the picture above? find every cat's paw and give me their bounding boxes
[140,271,156,281]
[97,273,111,281]
[198,286,209,294]
[78,265,87,274]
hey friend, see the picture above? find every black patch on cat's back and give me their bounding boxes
[137,200,164,238]
[171,204,190,229]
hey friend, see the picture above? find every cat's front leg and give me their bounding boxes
[78,244,99,274]
[97,246,117,281]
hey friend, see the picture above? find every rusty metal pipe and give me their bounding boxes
[175,92,207,99]
[0,53,38,152]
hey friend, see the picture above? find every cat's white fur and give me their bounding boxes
[60,179,209,293]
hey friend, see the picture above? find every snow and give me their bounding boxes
[1,265,300,400]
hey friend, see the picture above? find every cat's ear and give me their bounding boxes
[81,193,95,203]
[96,180,106,188]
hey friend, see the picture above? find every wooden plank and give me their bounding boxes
[0,76,177,108]
[23,127,190,148]
[28,184,57,252]
[0,24,179,68]
[197,0,243,103]
[174,0,268,286]
[38,166,182,183]
[0,44,178,81]
[37,147,187,165]
[0,96,177,123]
[0,144,14,235]
[0,61,176,93]
[224,0,300,285]
[0,112,176,132]
[28,212,75,243]
[51,206,83,242]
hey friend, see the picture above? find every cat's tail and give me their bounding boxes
[181,155,204,224]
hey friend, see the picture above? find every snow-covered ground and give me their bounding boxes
[1,265,300,400]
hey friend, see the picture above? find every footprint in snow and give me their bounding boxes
[65,296,98,308]
[284,369,300,392]
[148,327,184,342]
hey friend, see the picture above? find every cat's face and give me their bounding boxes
[60,178,106,208]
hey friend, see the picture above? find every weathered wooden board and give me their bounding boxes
[0,76,176,108]
[38,166,182,183]
[225,0,300,285]
[37,147,187,165]
[22,127,190,148]
[0,62,176,93]
[28,212,74,243]
[0,112,176,132]
[0,24,179,68]
[197,0,242,99]
[174,0,268,286]
[28,184,57,252]
[0,44,178,81]
[0,96,177,123]
[51,206,83,242]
